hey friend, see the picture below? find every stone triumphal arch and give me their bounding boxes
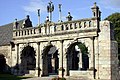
[9,2,119,80]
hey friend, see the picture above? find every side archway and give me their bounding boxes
[42,44,59,76]
[20,45,36,74]
[66,42,89,75]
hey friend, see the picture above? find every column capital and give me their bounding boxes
[37,42,40,45]
[15,43,19,46]
[60,40,64,43]
[90,37,95,40]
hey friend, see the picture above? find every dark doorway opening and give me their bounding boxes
[42,45,59,76]
[20,45,36,75]
[66,42,89,75]
[0,54,6,72]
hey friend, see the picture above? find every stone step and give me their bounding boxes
[66,76,89,80]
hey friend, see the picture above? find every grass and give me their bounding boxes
[0,73,32,80]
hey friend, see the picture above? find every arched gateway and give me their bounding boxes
[42,44,59,76]
[10,2,119,80]
[20,45,36,75]
[66,42,89,75]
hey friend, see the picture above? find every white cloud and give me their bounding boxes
[99,0,120,11]
[23,0,47,13]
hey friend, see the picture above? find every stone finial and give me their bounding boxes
[94,2,97,7]
[59,4,62,12]
[47,1,54,21]
[38,9,40,17]
[92,2,99,9]
[66,12,73,21]
[15,18,17,22]
[58,4,62,22]
[91,2,101,19]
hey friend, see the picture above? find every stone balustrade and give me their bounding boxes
[13,27,41,37]
[13,18,98,37]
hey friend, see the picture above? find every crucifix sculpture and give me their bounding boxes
[47,1,54,21]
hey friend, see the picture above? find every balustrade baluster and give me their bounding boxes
[21,31,23,36]
[74,23,76,29]
[70,23,72,29]
[30,29,32,34]
[75,22,80,29]
[27,30,29,35]
[79,22,82,28]
[25,30,26,35]
[61,25,64,31]
[34,29,36,34]
[15,31,17,36]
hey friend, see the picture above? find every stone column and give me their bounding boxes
[88,37,96,79]
[79,50,82,70]
[63,42,67,76]
[92,37,95,79]
[58,40,64,77]
[10,42,13,73]
[18,44,22,75]
[10,42,12,67]
[15,44,19,75]
[40,43,43,77]
[51,58,55,73]
[35,42,41,77]
[89,37,94,69]
[61,40,67,76]
[17,44,19,65]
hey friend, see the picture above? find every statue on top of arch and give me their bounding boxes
[22,15,33,28]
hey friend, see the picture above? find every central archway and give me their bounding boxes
[66,42,89,75]
[20,45,36,75]
[42,44,59,76]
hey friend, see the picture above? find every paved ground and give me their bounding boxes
[22,77,84,80]
[22,76,86,80]
[22,75,58,80]
[22,77,54,80]
[22,74,87,80]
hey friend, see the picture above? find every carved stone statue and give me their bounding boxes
[66,12,73,21]
[22,15,33,28]
[13,19,19,30]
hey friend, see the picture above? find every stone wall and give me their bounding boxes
[0,45,11,69]
[95,21,119,80]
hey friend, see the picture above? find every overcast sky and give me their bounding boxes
[0,0,120,26]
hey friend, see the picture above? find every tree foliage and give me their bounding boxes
[104,12,120,61]
[78,43,88,54]
[105,12,120,41]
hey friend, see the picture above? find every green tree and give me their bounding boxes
[105,12,120,62]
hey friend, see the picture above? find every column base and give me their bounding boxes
[35,67,41,77]
[58,67,65,78]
